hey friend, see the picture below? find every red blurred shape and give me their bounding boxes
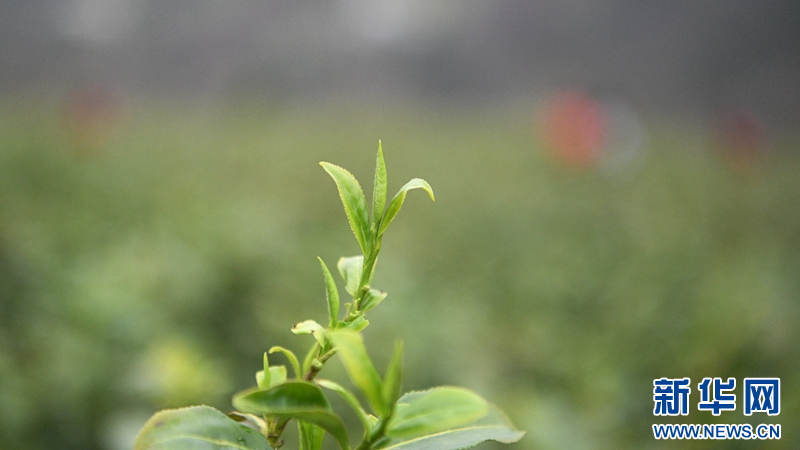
[539,91,606,167]
[717,108,766,169]
[63,85,125,157]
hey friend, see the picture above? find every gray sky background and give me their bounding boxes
[2,1,799,128]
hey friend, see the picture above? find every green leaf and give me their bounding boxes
[256,365,288,389]
[320,162,372,255]
[381,407,525,450]
[233,381,349,450]
[134,405,269,450]
[258,352,270,388]
[386,387,488,440]
[317,378,373,434]
[378,179,435,238]
[372,141,388,231]
[328,330,387,416]
[360,288,387,313]
[337,256,363,297]
[302,343,320,375]
[292,320,326,346]
[346,315,369,332]
[298,421,325,450]
[269,346,301,380]
[318,257,340,328]
[382,341,403,407]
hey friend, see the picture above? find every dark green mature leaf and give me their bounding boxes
[233,381,349,450]
[382,341,403,407]
[328,330,387,416]
[318,257,340,328]
[377,179,435,238]
[320,162,371,255]
[337,256,363,297]
[386,388,488,440]
[381,407,525,450]
[372,142,388,231]
[298,421,325,450]
[134,405,269,450]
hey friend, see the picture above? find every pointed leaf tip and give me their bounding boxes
[320,161,372,255]
[372,142,388,231]
[318,257,340,328]
[378,178,435,237]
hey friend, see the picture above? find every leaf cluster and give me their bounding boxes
[134,142,524,450]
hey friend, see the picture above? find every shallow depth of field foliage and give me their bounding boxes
[0,99,798,449]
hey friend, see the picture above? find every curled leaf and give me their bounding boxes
[360,288,387,313]
[269,346,302,380]
[378,179,435,238]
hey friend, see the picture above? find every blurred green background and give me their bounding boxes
[2,2,800,449]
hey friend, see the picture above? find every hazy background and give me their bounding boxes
[1,2,798,449]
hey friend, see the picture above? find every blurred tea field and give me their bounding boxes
[1,99,798,449]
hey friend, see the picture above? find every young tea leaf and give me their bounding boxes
[134,405,269,450]
[269,346,302,380]
[259,352,270,388]
[378,179,435,238]
[318,257,340,328]
[233,381,349,450]
[298,421,325,450]
[382,341,404,407]
[328,330,387,416]
[317,378,373,433]
[337,256,363,297]
[292,320,326,346]
[320,162,372,255]
[360,288,387,313]
[382,407,525,450]
[372,141,388,231]
[386,387,488,440]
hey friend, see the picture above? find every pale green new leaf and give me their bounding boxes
[320,162,372,255]
[269,346,301,379]
[134,405,269,450]
[381,407,525,450]
[317,378,373,433]
[292,320,326,346]
[255,365,286,389]
[346,315,369,332]
[302,343,320,375]
[378,179,435,238]
[299,421,325,450]
[372,142,388,231]
[386,387,488,440]
[328,330,387,416]
[382,341,403,407]
[337,256,363,296]
[318,257,340,328]
[258,352,270,388]
[232,381,349,450]
[360,288,387,313]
